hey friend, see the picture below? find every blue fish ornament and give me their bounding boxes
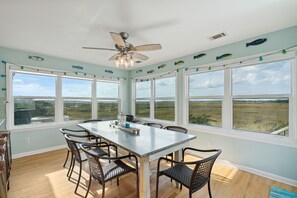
[216,53,232,60]
[246,38,267,47]
[105,70,113,74]
[193,53,206,59]
[174,61,184,65]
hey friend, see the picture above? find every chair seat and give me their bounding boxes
[162,164,209,191]
[103,160,135,181]
[161,164,192,187]
[92,160,135,183]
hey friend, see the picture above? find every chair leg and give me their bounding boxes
[208,180,212,198]
[63,150,70,168]
[75,162,82,194]
[156,174,160,198]
[85,174,92,198]
[117,177,119,186]
[67,155,73,177]
[136,172,139,198]
[68,159,75,181]
[102,183,105,198]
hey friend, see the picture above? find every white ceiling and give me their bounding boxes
[0,0,297,69]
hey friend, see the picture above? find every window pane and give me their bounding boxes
[13,73,55,97]
[155,77,175,97]
[136,81,151,98]
[14,98,55,125]
[63,99,91,121]
[189,99,222,127]
[62,78,92,97]
[97,100,118,120]
[232,60,291,95]
[154,100,175,121]
[233,98,288,136]
[97,81,119,98]
[188,70,224,97]
[135,100,150,118]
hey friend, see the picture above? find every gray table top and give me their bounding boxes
[78,121,196,157]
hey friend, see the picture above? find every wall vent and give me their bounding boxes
[208,32,227,40]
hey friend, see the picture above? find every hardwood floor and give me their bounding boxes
[8,149,297,198]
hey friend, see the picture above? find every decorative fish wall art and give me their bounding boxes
[216,53,232,60]
[174,61,184,65]
[136,69,142,73]
[72,65,84,70]
[246,38,267,47]
[157,64,166,69]
[147,70,154,74]
[193,53,206,59]
[105,70,113,74]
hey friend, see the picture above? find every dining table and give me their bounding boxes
[78,121,196,198]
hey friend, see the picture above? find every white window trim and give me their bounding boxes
[133,73,177,124]
[184,51,297,148]
[6,64,121,130]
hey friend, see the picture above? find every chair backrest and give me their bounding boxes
[163,126,188,134]
[190,149,222,192]
[80,144,105,183]
[144,122,163,129]
[64,134,82,163]
[82,119,102,123]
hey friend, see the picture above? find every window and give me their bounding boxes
[188,70,224,127]
[97,81,120,120]
[135,81,151,118]
[232,60,291,136]
[134,76,176,121]
[13,72,56,126]
[62,77,92,121]
[154,77,175,121]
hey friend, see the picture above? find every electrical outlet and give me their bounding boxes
[24,137,30,144]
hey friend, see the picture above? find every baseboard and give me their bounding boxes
[12,144,67,159]
[186,150,297,187]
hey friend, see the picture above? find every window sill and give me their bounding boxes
[8,121,82,132]
[186,124,297,149]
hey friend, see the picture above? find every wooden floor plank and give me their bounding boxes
[8,149,297,198]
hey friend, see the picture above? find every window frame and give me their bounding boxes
[133,73,177,124]
[96,80,121,120]
[184,52,297,147]
[61,76,93,122]
[6,64,121,130]
[186,70,224,128]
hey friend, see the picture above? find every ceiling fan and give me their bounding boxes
[82,32,162,67]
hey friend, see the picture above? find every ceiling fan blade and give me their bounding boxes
[132,44,162,51]
[108,53,121,61]
[82,47,117,51]
[110,32,125,48]
[133,52,149,61]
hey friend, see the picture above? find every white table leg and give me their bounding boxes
[174,149,182,187]
[139,156,150,198]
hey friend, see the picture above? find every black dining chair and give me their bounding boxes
[64,133,114,194]
[156,148,222,198]
[82,119,102,123]
[143,122,163,128]
[80,142,139,198]
[163,126,188,167]
[60,128,97,168]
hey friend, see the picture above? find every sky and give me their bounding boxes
[189,59,291,96]
[13,59,291,98]
[13,74,118,98]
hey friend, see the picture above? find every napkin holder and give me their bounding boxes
[119,126,140,135]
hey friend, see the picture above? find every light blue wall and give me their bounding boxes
[1,26,297,182]
[129,25,297,182]
[0,47,130,155]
